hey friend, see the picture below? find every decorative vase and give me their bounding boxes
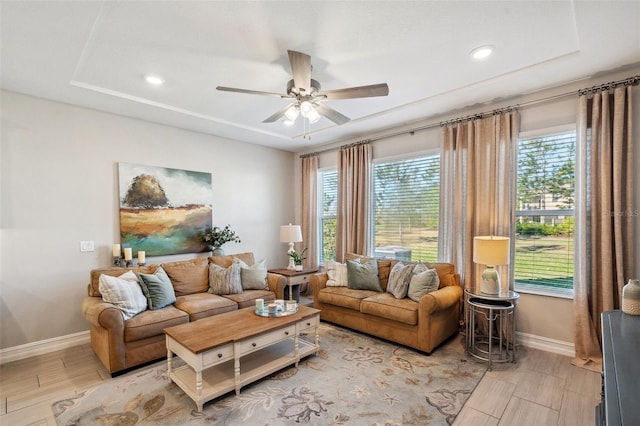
[295,264,303,272]
[211,246,225,256]
[622,279,640,315]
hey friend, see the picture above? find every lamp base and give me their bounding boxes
[287,243,296,270]
[480,265,500,294]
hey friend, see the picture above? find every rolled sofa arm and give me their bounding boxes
[267,272,288,299]
[418,285,463,315]
[310,273,328,308]
[81,296,125,330]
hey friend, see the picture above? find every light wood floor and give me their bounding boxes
[0,337,600,425]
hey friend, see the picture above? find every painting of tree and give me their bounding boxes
[118,163,213,256]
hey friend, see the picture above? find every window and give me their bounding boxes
[319,169,337,263]
[372,155,440,262]
[515,128,575,295]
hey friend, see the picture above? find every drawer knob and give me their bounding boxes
[252,342,257,347]
[285,331,289,336]
[217,353,223,358]
[306,322,311,326]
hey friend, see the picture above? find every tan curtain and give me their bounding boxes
[438,111,519,290]
[336,142,371,262]
[301,155,318,270]
[573,86,634,372]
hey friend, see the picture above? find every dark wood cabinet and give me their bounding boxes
[599,310,640,425]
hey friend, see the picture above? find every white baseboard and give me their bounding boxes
[0,330,90,365]
[516,331,575,357]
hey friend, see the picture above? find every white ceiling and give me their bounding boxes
[2,1,639,152]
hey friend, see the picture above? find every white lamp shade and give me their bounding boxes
[280,224,302,243]
[473,236,510,266]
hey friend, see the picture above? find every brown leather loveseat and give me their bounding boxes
[311,253,462,353]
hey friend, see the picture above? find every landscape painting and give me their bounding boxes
[118,163,212,256]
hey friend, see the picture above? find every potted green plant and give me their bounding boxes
[288,247,307,271]
[202,225,241,255]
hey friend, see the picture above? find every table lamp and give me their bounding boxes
[280,224,303,270]
[473,236,510,294]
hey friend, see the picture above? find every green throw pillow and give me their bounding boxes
[407,266,440,302]
[137,266,176,310]
[347,258,382,292]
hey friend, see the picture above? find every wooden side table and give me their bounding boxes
[268,268,318,302]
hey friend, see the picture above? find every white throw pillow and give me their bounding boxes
[236,258,268,290]
[98,271,148,320]
[386,262,414,299]
[325,260,348,287]
[407,266,440,302]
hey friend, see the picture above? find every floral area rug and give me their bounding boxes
[53,323,486,425]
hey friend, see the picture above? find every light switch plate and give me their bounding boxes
[80,241,95,252]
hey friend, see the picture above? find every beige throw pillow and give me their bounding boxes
[386,262,414,299]
[208,260,242,295]
[325,260,348,287]
[236,258,268,290]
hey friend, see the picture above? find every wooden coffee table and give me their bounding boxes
[164,305,320,411]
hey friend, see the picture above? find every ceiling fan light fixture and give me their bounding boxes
[283,119,295,126]
[306,107,321,124]
[284,105,299,121]
[299,100,314,117]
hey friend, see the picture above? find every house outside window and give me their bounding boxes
[318,169,337,263]
[515,127,575,297]
[372,154,440,262]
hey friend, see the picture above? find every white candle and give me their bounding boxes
[112,244,121,257]
[138,251,145,264]
[123,247,132,261]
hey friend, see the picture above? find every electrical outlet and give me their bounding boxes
[80,241,95,252]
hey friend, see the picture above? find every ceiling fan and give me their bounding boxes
[216,50,389,126]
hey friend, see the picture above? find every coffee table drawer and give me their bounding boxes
[202,343,233,367]
[297,315,319,333]
[236,324,296,355]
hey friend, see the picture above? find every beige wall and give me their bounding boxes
[0,90,295,349]
[296,66,640,346]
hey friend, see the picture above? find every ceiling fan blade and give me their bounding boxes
[315,103,350,125]
[216,86,288,98]
[322,83,389,100]
[262,103,296,123]
[287,50,311,94]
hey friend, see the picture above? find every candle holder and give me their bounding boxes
[138,262,146,267]
[113,256,126,267]
[124,259,134,268]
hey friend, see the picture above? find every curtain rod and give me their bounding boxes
[300,74,639,158]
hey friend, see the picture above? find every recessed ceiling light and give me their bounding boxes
[470,45,494,60]
[144,74,164,85]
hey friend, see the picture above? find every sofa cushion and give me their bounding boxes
[325,261,348,287]
[386,262,414,299]
[407,265,440,302]
[208,261,243,295]
[174,293,238,322]
[89,265,157,297]
[137,267,177,310]
[346,259,382,292]
[237,258,268,290]
[318,287,381,310]
[98,271,147,320]
[360,293,419,325]
[209,252,255,268]
[124,305,189,342]
[426,262,457,288]
[221,289,276,309]
[161,257,209,296]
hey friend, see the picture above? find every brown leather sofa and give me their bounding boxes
[310,253,462,353]
[81,252,286,375]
